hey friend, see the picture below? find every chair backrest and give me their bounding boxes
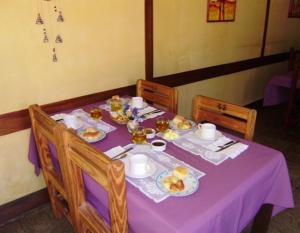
[192,95,257,141]
[55,124,128,233]
[136,79,178,114]
[288,47,300,71]
[29,104,70,220]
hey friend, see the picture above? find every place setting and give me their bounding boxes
[173,122,249,165]
[104,137,205,203]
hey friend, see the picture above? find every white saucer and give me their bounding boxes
[194,130,222,141]
[124,159,156,179]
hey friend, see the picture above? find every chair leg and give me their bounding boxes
[47,185,64,219]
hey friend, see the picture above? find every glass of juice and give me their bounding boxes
[132,126,147,144]
[155,117,169,132]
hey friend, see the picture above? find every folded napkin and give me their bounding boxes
[138,106,165,119]
[51,113,68,121]
[105,144,135,158]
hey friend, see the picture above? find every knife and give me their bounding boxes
[215,140,240,152]
[111,147,134,160]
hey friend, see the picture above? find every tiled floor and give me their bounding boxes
[1,104,299,233]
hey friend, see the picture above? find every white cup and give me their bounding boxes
[64,115,79,129]
[197,123,216,140]
[129,154,148,175]
[131,97,143,109]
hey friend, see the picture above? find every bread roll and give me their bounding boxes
[172,166,188,180]
[82,127,100,139]
[172,115,185,124]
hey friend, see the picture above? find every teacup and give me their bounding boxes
[131,97,143,109]
[196,123,216,140]
[129,154,148,175]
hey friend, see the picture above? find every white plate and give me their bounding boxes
[156,171,199,197]
[124,159,156,179]
[77,129,106,143]
[194,130,222,141]
[169,120,196,131]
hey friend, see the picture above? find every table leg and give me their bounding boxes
[250,204,273,233]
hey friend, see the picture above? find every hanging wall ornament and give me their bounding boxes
[57,11,64,22]
[55,34,63,43]
[52,48,58,62]
[35,13,44,24]
[43,28,49,43]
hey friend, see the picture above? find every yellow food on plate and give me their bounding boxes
[163,175,185,192]
[172,115,192,129]
[163,129,179,140]
[172,166,189,180]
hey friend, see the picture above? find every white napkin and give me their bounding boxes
[51,113,68,121]
[138,106,165,119]
[104,144,135,159]
[216,143,248,159]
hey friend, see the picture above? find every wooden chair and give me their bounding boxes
[284,52,300,134]
[28,105,71,222]
[192,96,257,141]
[55,123,128,233]
[136,79,178,114]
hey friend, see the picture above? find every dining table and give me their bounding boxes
[28,97,294,233]
[263,71,300,106]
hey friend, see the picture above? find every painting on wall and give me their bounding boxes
[207,0,236,22]
[288,0,300,18]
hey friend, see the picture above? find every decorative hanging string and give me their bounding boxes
[36,0,64,62]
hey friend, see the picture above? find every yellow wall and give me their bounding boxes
[0,0,300,205]
[0,0,144,204]
[153,0,300,117]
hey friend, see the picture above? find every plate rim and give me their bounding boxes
[77,129,106,143]
[156,170,199,197]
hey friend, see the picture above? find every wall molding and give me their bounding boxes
[0,188,49,226]
[0,85,135,136]
[154,53,288,87]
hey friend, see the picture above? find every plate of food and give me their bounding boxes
[109,111,129,124]
[106,95,128,105]
[162,129,180,141]
[169,115,195,131]
[156,166,199,197]
[78,127,106,143]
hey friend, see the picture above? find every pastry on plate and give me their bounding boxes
[163,175,185,192]
[82,127,101,140]
[172,166,189,180]
[172,115,192,129]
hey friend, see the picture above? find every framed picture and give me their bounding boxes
[207,0,236,22]
[288,0,300,18]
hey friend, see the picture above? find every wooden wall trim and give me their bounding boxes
[0,188,49,226]
[154,52,288,87]
[145,0,153,80]
[0,85,135,136]
[261,0,271,57]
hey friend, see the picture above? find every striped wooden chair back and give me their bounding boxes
[29,104,71,221]
[55,124,128,233]
[192,95,257,141]
[136,79,178,114]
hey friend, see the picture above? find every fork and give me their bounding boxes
[216,140,240,152]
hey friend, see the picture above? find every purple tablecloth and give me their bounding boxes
[28,101,294,233]
[263,71,300,106]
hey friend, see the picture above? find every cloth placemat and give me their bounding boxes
[105,144,206,203]
[53,109,117,133]
[173,131,248,165]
